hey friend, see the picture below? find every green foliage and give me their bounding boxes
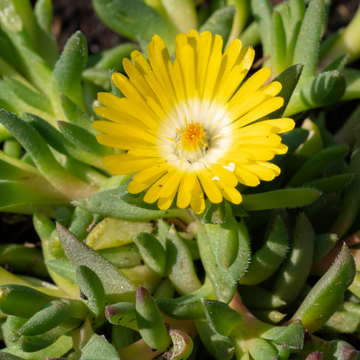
[0,0,359,359]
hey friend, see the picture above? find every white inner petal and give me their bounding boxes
[156,98,233,169]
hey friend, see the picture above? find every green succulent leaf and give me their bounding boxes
[270,11,287,75]
[166,226,202,295]
[321,302,360,333]
[239,285,286,309]
[342,69,360,101]
[88,43,137,72]
[312,233,338,264]
[193,220,250,303]
[261,319,304,349]
[3,77,53,115]
[1,335,73,360]
[105,302,138,330]
[271,213,315,305]
[74,180,193,223]
[239,188,321,211]
[251,0,273,60]
[34,0,53,35]
[0,284,54,318]
[330,127,360,238]
[202,299,243,337]
[97,244,142,269]
[246,337,279,360]
[51,31,87,111]
[292,0,325,81]
[60,95,97,135]
[85,217,153,251]
[58,120,112,159]
[23,113,104,170]
[133,232,167,277]
[199,6,236,47]
[239,216,288,285]
[75,265,106,317]
[196,318,235,360]
[46,259,76,284]
[19,319,82,352]
[0,352,24,359]
[315,339,359,360]
[303,174,353,193]
[156,276,214,320]
[269,64,304,119]
[288,145,348,187]
[18,300,72,336]
[56,223,136,302]
[0,110,97,200]
[93,0,178,53]
[290,244,356,333]
[135,286,172,352]
[206,201,239,269]
[285,70,347,116]
[80,333,120,360]
[68,207,94,241]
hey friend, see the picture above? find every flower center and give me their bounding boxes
[181,121,206,151]
[174,119,209,163]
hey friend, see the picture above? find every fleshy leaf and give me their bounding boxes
[199,6,236,47]
[135,286,172,352]
[192,220,250,303]
[285,71,347,116]
[80,333,120,360]
[239,188,321,211]
[133,233,167,277]
[271,213,315,305]
[202,299,243,337]
[56,223,136,302]
[75,265,105,317]
[290,244,356,333]
[292,0,325,81]
[93,0,178,53]
[51,31,87,111]
[239,216,288,285]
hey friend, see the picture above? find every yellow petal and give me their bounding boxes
[198,168,223,203]
[261,118,296,134]
[128,171,167,194]
[123,57,159,106]
[94,106,148,130]
[97,94,158,128]
[233,166,260,187]
[242,162,278,181]
[210,164,238,188]
[147,36,176,101]
[103,154,159,175]
[236,97,284,128]
[143,171,174,203]
[133,163,170,183]
[237,133,282,147]
[177,172,196,209]
[216,180,242,204]
[230,67,271,105]
[161,171,183,198]
[202,35,223,100]
[96,134,153,150]
[197,31,213,97]
[158,184,178,210]
[93,121,157,144]
[128,149,159,157]
[190,176,205,214]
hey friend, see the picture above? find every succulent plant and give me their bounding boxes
[0,0,359,359]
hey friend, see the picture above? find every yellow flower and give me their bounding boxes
[93,30,295,214]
